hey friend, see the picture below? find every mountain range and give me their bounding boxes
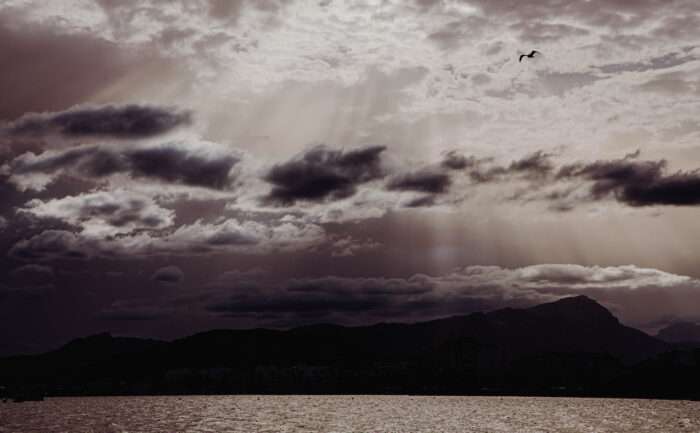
[1,295,698,399]
[656,321,700,344]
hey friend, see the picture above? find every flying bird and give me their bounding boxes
[519,50,540,62]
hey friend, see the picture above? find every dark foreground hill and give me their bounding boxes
[1,296,699,399]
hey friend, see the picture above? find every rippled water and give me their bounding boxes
[1,395,699,433]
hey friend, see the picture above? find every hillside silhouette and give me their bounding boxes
[1,296,698,399]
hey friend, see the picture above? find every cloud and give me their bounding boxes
[511,21,589,44]
[8,217,326,261]
[95,0,286,50]
[637,71,699,95]
[263,145,386,205]
[436,151,700,210]
[6,141,241,191]
[403,195,438,208]
[204,274,435,319]
[440,151,479,170]
[557,157,700,206]
[468,151,554,184]
[21,190,174,236]
[328,235,381,257]
[151,265,184,284]
[8,230,92,261]
[597,51,697,74]
[506,151,554,178]
[160,218,325,254]
[386,170,451,194]
[4,104,192,138]
[467,0,671,31]
[122,145,239,189]
[426,16,489,50]
[201,263,700,329]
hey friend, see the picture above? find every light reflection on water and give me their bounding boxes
[1,395,699,433]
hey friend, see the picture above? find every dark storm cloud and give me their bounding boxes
[438,151,700,209]
[151,265,185,284]
[386,170,451,194]
[464,152,700,208]
[9,143,240,190]
[555,158,700,206]
[125,147,238,189]
[263,145,386,205]
[622,174,700,206]
[5,105,192,138]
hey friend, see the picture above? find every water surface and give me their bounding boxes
[1,395,698,433]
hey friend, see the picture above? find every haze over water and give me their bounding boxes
[1,396,699,433]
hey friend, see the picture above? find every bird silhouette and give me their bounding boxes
[519,50,539,62]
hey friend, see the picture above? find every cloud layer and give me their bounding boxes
[3,0,700,353]
[7,141,241,191]
[121,264,700,331]
[5,104,191,138]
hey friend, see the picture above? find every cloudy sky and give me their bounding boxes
[2,0,700,354]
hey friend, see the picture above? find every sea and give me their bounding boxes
[1,395,698,433]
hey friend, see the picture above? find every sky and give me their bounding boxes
[2,0,700,355]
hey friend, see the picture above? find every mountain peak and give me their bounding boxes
[555,294,597,304]
[527,295,617,324]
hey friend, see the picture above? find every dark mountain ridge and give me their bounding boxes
[656,321,700,345]
[1,296,698,399]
